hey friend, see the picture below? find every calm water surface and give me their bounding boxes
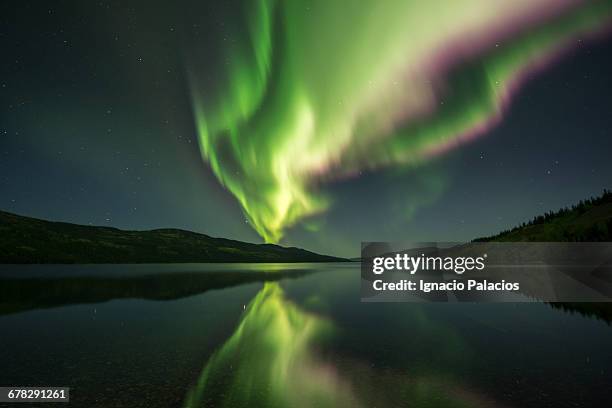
[1,263,611,407]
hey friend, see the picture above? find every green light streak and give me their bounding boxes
[183,278,497,407]
[190,0,612,242]
[183,283,356,408]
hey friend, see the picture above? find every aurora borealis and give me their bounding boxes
[3,0,612,257]
[183,283,353,407]
[5,3,612,407]
[189,0,612,243]
[182,273,496,407]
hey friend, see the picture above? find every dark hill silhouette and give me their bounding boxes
[475,189,612,324]
[0,211,346,263]
[475,189,612,242]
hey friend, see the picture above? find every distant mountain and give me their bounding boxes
[475,189,612,242]
[0,211,346,263]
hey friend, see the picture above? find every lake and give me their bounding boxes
[1,263,611,407]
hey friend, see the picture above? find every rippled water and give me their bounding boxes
[1,263,611,407]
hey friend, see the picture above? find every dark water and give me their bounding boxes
[1,263,611,407]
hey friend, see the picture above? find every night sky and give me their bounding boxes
[1,1,612,257]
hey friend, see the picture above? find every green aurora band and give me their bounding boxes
[183,279,500,407]
[190,0,612,243]
[183,283,353,408]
